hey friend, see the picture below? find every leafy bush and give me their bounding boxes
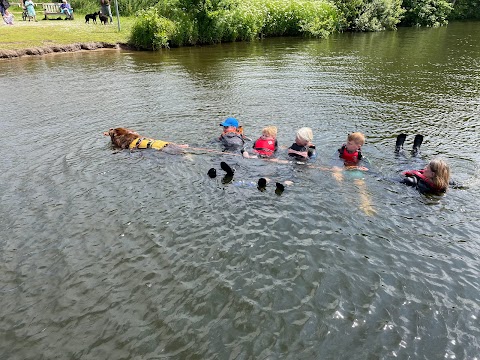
[129,8,176,50]
[205,0,340,42]
[207,1,265,42]
[114,0,157,16]
[168,14,200,46]
[356,0,405,31]
[70,0,102,14]
[69,0,480,23]
[336,0,404,31]
[75,0,478,50]
[450,0,480,20]
[256,0,339,37]
[143,0,341,46]
[401,0,453,27]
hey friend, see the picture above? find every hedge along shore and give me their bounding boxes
[0,13,134,59]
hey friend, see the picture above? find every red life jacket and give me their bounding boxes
[253,137,276,157]
[339,145,362,164]
[402,169,444,192]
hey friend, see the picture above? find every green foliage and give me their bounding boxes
[169,13,200,46]
[205,0,340,42]
[127,0,341,49]
[129,8,176,50]
[70,0,479,51]
[336,0,405,31]
[155,0,187,19]
[450,0,480,20]
[69,0,100,13]
[356,0,405,31]
[401,0,453,26]
[70,0,176,16]
[336,0,369,30]
[113,0,159,16]
[207,3,265,42]
[260,0,340,37]
[69,0,480,23]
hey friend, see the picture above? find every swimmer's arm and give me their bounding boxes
[345,165,369,171]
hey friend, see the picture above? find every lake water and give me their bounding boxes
[1,21,479,359]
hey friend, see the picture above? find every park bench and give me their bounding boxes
[43,3,74,20]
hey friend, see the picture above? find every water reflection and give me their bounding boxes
[0,21,479,359]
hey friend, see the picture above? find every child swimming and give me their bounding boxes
[401,158,451,194]
[242,126,278,158]
[218,117,247,150]
[338,132,365,165]
[287,127,316,161]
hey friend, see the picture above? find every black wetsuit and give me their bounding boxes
[401,170,447,195]
[287,143,317,161]
[220,132,245,149]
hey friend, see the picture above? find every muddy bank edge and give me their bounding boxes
[0,42,134,59]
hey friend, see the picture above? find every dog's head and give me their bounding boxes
[104,127,140,149]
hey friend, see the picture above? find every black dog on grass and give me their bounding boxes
[85,11,100,24]
[99,13,109,25]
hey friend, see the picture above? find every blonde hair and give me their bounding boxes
[348,132,365,146]
[296,127,313,143]
[262,126,277,138]
[428,158,450,191]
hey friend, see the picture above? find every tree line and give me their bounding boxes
[73,0,480,49]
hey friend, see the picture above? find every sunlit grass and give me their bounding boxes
[0,7,135,50]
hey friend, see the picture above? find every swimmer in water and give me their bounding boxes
[287,127,316,161]
[242,126,278,159]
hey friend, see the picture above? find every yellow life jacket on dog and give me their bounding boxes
[129,138,169,150]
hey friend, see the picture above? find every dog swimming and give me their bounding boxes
[104,127,189,155]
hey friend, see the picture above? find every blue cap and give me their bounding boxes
[220,117,239,128]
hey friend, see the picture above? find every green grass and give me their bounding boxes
[0,6,135,51]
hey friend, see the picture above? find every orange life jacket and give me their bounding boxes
[219,126,245,139]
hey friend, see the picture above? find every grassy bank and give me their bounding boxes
[0,7,134,51]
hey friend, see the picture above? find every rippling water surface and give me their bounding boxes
[1,21,480,359]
